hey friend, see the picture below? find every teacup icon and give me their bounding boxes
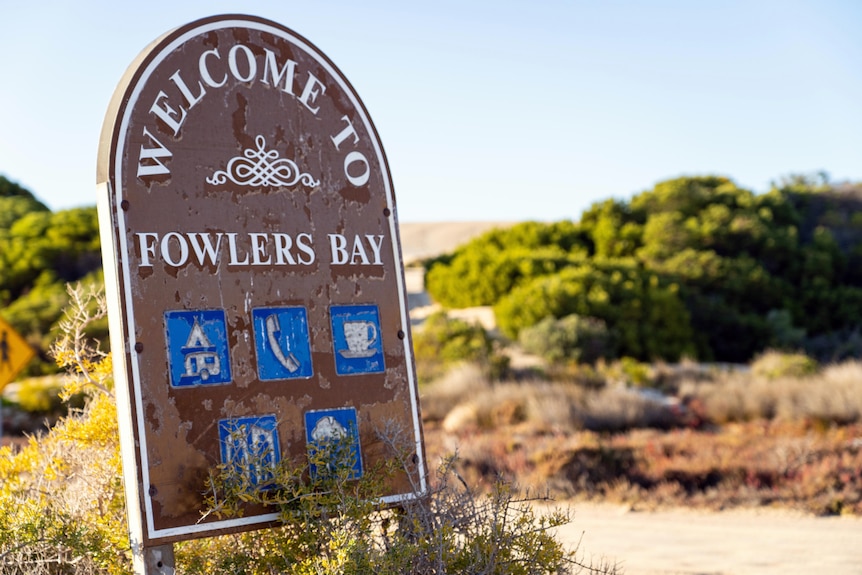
[340,321,378,358]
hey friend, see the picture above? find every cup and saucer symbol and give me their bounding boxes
[330,304,385,375]
[339,321,378,359]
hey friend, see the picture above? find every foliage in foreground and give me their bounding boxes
[0,284,617,574]
[0,284,130,575]
[181,436,618,575]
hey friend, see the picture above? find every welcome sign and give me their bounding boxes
[97,14,426,549]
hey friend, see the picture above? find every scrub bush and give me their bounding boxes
[187,432,620,575]
[1,283,618,575]
[0,284,130,575]
[412,311,506,383]
[518,314,614,365]
[750,350,819,380]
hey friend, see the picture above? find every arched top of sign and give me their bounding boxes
[98,13,393,209]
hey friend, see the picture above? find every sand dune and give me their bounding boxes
[398,221,513,263]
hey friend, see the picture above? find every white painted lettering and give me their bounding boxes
[137,127,173,177]
[330,115,359,150]
[249,233,272,265]
[262,49,297,94]
[273,233,296,265]
[149,90,186,135]
[366,234,384,265]
[227,233,250,265]
[344,151,370,186]
[350,235,370,265]
[199,48,227,88]
[130,231,392,269]
[228,44,257,83]
[169,70,206,110]
[299,72,326,114]
[137,233,159,267]
[296,233,315,265]
[329,233,349,265]
[187,233,222,266]
[160,232,189,267]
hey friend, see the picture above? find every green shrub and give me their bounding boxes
[495,262,695,362]
[423,221,589,309]
[751,350,819,380]
[614,357,652,387]
[412,311,501,383]
[518,314,614,365]
[765,309,806,350]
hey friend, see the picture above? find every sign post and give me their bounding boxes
[97,14,426,572]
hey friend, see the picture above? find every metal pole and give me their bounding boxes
[144,544,175,575]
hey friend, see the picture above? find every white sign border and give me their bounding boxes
[101,16,427,544]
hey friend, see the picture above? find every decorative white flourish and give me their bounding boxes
[206,135,320,188]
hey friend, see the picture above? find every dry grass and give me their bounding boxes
[679,361,862,425]
[421,358,862,516]
[423,365,691,436]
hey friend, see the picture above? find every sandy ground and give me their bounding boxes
[551,502,862,575]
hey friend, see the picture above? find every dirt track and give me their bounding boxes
[552,502,862,575]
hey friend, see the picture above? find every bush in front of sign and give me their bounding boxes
[0,283,131,575]
[188,425,619,575]
[0,283,618,574]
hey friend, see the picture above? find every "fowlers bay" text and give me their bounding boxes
[136,231,385,268]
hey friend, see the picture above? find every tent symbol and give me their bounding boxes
[181,319,221,382]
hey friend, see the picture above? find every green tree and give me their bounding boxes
[495,261,695,362]
[424,221,590,308]
[0,177,103,374]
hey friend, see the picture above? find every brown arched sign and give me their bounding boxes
[97,14,426,550]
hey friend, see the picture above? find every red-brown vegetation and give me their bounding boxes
[421,358,862,517]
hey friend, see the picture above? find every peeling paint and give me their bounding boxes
[99,15,426,546]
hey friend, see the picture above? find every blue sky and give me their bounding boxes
[1,1,859,222]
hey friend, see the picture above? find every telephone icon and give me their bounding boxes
[252,306,313,381]
[266,314,300,372]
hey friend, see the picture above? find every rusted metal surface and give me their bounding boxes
[97,15,425,547]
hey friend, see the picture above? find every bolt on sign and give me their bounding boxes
[96,14,427,552]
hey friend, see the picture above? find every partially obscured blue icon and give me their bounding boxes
[330,304,384,375]
[305,407,363,480]
[164,310,231,387]
[218,415,281,489]
[252,307,313,381]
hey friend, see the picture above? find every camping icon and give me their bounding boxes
[164,310,232,387]
[181,318,222,382]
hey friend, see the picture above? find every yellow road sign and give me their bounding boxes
[0,315,35,390]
